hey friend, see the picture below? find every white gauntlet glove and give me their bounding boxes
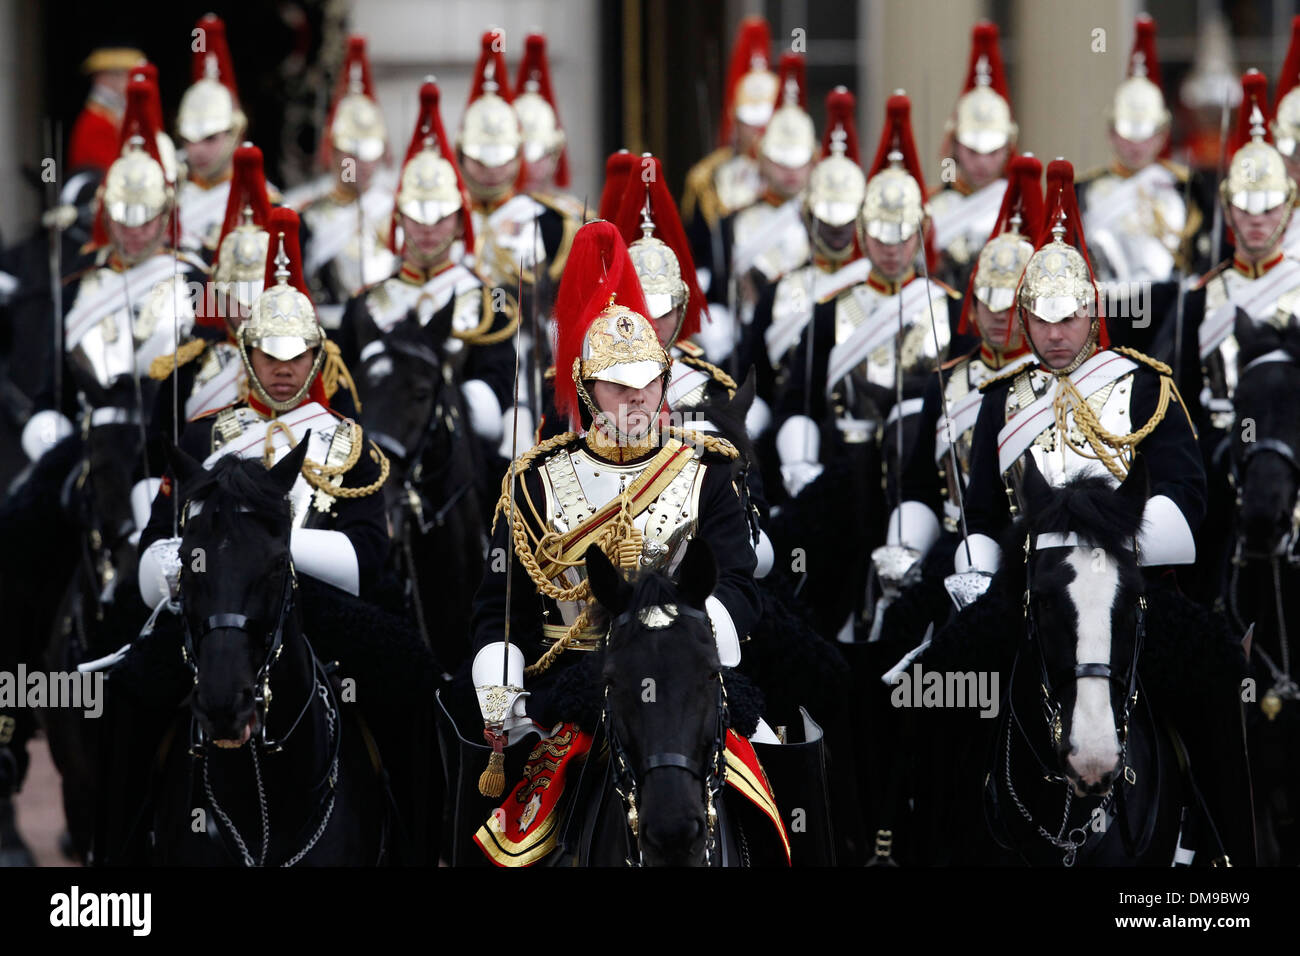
[473,642,531,734]
[462,378,503,443]
[138,537,182,609]
[776,415,823,498]
[21,410,74,463]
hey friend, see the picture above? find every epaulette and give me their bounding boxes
[676,339,705,358]
[940,347,977,372]
[681,354,737,391]
[1112,346,1172,376]
[1191,259,1232,292]
[148,337,209,380]
[682,147,734,227]
[930,277,961,300]
[543,365,556,382]
[979,360,1037,392]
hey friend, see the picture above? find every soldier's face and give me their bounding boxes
[461,154,522,195]
[652,307,682,348]
[591,378,663,438]
[814,219,858,256]
[184,130,233,178]
[737,121,763,153]
[1108,127,1167,172]
[955,142,1009,189]
[760,155,812,199]
[974,299,1022,350]
[1026,307,1092,369]
[1228,203,1289,256]
[335,152,379,193]
[523,150,559,189]
[251,347,316,404]
[863,232,919,280]
[108,211,168,261]
[401,211,460,262]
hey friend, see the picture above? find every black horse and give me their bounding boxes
[1221,311,1300,865]
[147,440,389,865]
[355,307,485,673]
[912,457,1249,865]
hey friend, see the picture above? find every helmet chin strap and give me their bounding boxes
[575,374,670,461]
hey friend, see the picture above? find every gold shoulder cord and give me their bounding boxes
[261,418,391,499]
[494,428,737,678]
[1051,347,1191,481]
[148,338,208,380]
[455,287,520,346]
[320,340,363,413]
[684,356,738,395]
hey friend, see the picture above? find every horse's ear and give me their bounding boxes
[266,429,312,495]
[585,544,629,616]
[674,537,717,609]
[1281,309,1300,362]
[1019,453,1054,518]
[422,300,455,353]
[730,367,757,417]
[1234,307,1267,362]
[163,438,203,492]
[1117,453,1149,517]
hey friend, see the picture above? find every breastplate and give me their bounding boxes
[714,155,761,216]
[1086,171,1186,282]
[539,447,706,625]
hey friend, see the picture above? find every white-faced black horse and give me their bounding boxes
[1219,311,1300,865]
[355,307,485,674]
[912,456,1250,865]
[148,440,389,865]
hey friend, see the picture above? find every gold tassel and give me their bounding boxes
[320,339,363,413]
[478,750,505,798]
[148,338,208,381]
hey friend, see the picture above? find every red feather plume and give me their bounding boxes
[514,32,569,188]
[719,16,772,147]
[389,79,476,255]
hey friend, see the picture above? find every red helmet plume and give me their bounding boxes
[389,78,475,255]
[1276,16,1300,114]
[598,150,635,221]
[91,78,171,248]
[960,153,1042,335]
[468,28,512,107]
[191,13,240,103]
[774,53,808,111]
[552,221,652,426]
[216,143,271,246]
[719,16,773,146]
[262,206,310,300]
[514,32,569,188]
[318,35,381,169]
[961,21,1010,101]
[821,87,860,164]
[1128,14,1163,90]
[1231,69,1272,154]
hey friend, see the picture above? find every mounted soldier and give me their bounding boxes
[299,36,398,330]
[513,32,582,217]
[748,87,867,428]
[1077,15,1212,290]
[683,16,777,311]
[455,220,805,864]
[337,77,518,476]
[175,14,249,260]
[716,53,815,357]
[929,22,1016,293]
[888,153,1042,590]
[69,46,145,176]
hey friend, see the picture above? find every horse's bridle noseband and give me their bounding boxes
[181,548,303,752]
[1227,352,1300,563]
[604,602,729,867]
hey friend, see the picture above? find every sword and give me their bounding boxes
[479,258,526,800]
[44,119,63,406]
[356,189,367,293]
[529,215,543,425]
[171,167,183,536]
[1172,147,1195,387]
[1207,87,1232,271]
[915,216,972,566]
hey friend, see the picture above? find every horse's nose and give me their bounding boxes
[642,813,704,854]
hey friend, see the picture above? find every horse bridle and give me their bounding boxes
[361,336,469,536]
[180,545,310,753]
[602,602,729,867]
[1021,532,1146,775]
[1226,351,1300,563]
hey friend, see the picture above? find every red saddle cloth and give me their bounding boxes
[474,725,790,866]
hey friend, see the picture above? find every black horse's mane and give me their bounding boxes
[184,456,291,529]
[1011,473,1144,558]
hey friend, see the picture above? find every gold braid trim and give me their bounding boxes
[979,361,1037,393]
[320,340,363,413]
[261,418,391,499]
[491,430,732,678]
[456,288,521,346]
[148,338,208,381]
[682,356,738,393]
[1052,366,1179,481]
